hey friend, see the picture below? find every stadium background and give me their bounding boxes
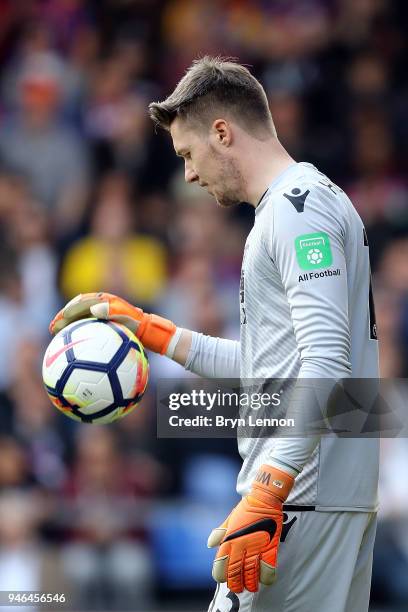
[0,1,408,610]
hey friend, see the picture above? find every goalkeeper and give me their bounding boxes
[50,57,379,612]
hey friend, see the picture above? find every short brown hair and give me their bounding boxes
[148,56,275,137]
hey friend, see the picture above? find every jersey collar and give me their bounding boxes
[255,162,300,215]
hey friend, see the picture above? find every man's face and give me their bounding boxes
[170,117,245,207]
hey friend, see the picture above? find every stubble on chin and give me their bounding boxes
[215,193,240,208]
[213,160,246,208]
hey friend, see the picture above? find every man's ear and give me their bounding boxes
[212,119,232,146]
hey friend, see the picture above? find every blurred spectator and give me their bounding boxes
[84,54,151,179]
[268,91,306,161]
[335,0,390,47]
[372,437,408,608]
[0,251,36,392]
[160,254,228,333]
[0,174,58,333]
[39,0,94,55]
[344,106,408,282]
[160,0,229,87]
[348,107,408,228]
[377,239,408,296]
[374,288,405,378]
[374,239,408,384]
[10,337,69,491]
[0,437,30,489]
[9,198,59,334]
[1,17,90,119]
[0,50,90,237]
[0,491,68,611]
[346,49,390,103]
[59,172,167,306]
[60,426,154,610]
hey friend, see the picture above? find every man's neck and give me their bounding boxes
[243,140,296,207]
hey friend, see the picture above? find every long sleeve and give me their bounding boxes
[264,179,352,473]
[185,332,240,379]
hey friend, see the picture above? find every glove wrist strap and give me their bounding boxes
[251,464,295,504]
[137,313,177,354]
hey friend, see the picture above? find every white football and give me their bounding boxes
[42,318,149,424]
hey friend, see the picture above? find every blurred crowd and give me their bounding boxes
[0,0,408,610]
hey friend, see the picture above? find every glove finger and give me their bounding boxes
[244,553,260,593]
[90,302,110,319]
[259,559,277,585]
[65,296,101,318]
[226,546,245,594]
[50,313,71,335]
[259,527,280,586]
[50,295,99,334]
[207,516,229,548]
[91,308,140,335]
[207,526,228,548]
[212,554,228,583]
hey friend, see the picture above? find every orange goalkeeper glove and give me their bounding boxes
[207,464,294,594]
[49,292,177,355]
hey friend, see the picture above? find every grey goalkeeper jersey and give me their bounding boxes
[238,162,379,511]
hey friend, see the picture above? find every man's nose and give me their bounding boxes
[185,163,198,183]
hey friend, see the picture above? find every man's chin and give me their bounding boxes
[214,193,239,208]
